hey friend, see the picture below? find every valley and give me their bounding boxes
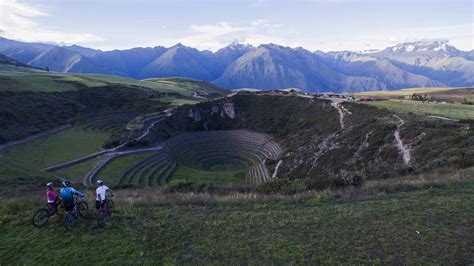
[1,0,473,263]
[0,52,472,264]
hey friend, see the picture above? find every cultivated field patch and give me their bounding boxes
[363,100,474,120]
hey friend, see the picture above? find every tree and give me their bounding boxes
[411,93,427,101]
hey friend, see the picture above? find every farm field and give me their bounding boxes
[362,99,474,120]
[0,66,228,98]
[0,70,80,92]
[1,169,472,264]
[0,126,110,180]
[145,77,229,97]
[158,97,204,106]
[355,87,474,103]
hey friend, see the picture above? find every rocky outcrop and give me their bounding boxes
[222,102,236,119]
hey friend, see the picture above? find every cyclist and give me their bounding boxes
[95,179,114,213]
[46,182,59,214]
[60,180,84,212]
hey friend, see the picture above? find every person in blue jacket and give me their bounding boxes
[60,180,84,212]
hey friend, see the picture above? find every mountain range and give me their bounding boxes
[0,37,472,92]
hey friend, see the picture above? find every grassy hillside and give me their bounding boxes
[0,66,229,96]
[0,85,167,144]
[52,156,106,183]
[0,65,231,187]
[0,68,80,92]
[0,169,472,264]
[145,77,229,97]
[170,165,246,185]
[0,54,40,69]
[135,94,472,189]
[0,65,229,144]
[355,87,474,120]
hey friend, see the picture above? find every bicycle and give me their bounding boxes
[32,199,61,227]
[63,197,89,230]
[97,198,114,227]
[106,198,115,215]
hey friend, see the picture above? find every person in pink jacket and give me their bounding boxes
[46,182,59,215]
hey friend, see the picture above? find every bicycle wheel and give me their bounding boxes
[97,211,106,228]
[64,212,76,230]
[32,208,49,227]
[106,199,114,214]
[78,201,89,218]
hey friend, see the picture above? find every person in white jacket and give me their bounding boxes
[95,179,114,212]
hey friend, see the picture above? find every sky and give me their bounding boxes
[0,0,472,52]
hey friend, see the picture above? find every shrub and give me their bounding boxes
[162,181,252,195]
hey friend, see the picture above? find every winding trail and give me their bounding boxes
[271,159,283,178]
[350,130,373,164]
[393,115,411,166]
[428,115,457,121]
[331,100,350,129]
[136,112,171,141]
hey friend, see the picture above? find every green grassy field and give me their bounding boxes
[362,100,474,120]
[356,87,462,95]
[158,97,204,106]
[0,66,228,98]
[0,71,79,92]
[145,77,229,97]
[0,126,110,180]
[0,169,472,264]
[52,156,107,184]
[96,152,154,185]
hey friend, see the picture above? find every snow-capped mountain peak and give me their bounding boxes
[389,40,455,53]
[226,41,254,51]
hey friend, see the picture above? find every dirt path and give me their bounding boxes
[350,130,373,164]
[271,159,283,178]
[428,115,457,121]
[393,115,411,166]
[331,100,350,129]
[135,111,171,141]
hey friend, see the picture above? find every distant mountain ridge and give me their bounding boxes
[0,37,472,92]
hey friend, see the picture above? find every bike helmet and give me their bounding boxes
[96,179,104,185]
[62,180,71,187]
[46,182,53,188]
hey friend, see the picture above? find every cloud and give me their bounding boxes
[310,22,474,52]
[151,19,472,53]
[385,23,473,44]
[0,0,103,45]
[151,19,286,51]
